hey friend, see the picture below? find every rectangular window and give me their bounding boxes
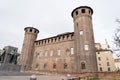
[50,50,53,56]
[81,9,85,13]
[107,62,110,66]
[108,67,111,71]
[70,48,74,55]
[58,50,61,56]
[84,45,89,50]
[79,30,83,35]
[45,51,48,57]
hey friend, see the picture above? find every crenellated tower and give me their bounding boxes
[71,6,97,73]
[20,27,39,71]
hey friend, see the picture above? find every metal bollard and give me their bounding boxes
[30,75,37,80]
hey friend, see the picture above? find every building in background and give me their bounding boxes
[95,42,116,72]
[114,58,120,71]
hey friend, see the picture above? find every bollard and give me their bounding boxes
[30,74,37,80]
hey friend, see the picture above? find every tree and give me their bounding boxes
[114,19,120,48]
[113,18,120,58]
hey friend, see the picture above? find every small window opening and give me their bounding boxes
[30,28,32,32]
[75,11,78,15]
[89,10,91,14]
[34,30,36,33]
[81,9,85,13]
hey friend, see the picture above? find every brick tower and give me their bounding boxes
[71,6,97,73]
[20,27,39,71]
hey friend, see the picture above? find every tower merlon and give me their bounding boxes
[71,6,93,18]
[24,27,39,34]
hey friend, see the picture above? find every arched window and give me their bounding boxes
[64,63,67,69]
[53,63,56,69]
[81,62,86,69]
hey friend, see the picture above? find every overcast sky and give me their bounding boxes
[0,0,120,54]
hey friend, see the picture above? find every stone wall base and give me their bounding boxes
[0,63,21,72]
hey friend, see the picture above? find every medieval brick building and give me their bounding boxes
[19,6,98,73]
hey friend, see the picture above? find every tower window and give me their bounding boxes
[89,10,91,14]
[70,48,74,55]
[81,9,85,13]
[34,30,36,33]
[75,11,78,15]
[81,62,86,69]
[30,28,32,32]
[84,45,89,50]
[79,30,83,35]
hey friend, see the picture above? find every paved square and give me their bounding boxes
[0,75,67,80]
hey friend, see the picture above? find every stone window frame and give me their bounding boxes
[81,62,86,69]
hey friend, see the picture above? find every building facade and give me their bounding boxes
[95,43,116,72]
[19,6,116,73]
[115,58,120,71]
